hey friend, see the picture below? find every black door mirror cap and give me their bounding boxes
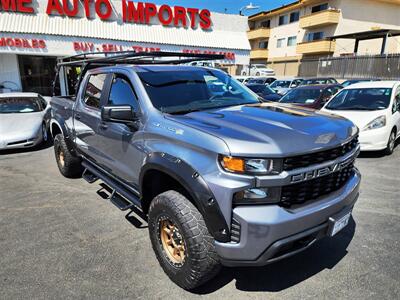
[101,105,139,124]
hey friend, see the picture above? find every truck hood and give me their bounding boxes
[167,103,357,157]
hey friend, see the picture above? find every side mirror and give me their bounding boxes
[101,105,138,124]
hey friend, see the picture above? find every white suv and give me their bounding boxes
[322,81,400,155]
[242,64,275,76]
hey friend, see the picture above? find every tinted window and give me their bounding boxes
[108,75,139,112]
[258,40,268,49]
[326,88,392,110]
[137,69,260,114]
[279,15,288,25]
[247,85,275,96]
[312,3,328,13]
[290,11,300,22]
[270,80,291,89]
[261,20,270,28]
[280,88,323,104]
[0,97,44,113]
[84,74,107,109]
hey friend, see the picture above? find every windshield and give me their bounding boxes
[138,69,260,114]
[253,64,267,69]
[270,80,291,89]
[0,97,43,113]
[247,85,275,96]
[302,79,329,85]
[280,88,323,104]
[325,88,392,110]
[248,78,265,84]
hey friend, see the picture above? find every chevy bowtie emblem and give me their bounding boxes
[315,133,336,144]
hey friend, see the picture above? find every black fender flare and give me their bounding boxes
[50,117,76,155]
[139,152,230,242]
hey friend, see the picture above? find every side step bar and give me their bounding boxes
[82,161,142,210]
[82,168,99,183]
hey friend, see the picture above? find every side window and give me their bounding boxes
[108,75,139,112]
[394,87,400,113]
[84,73,107,109]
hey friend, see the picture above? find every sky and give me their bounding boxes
[142,0,294,15]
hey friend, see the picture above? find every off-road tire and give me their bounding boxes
[148,190,221,290]
[53,134,83,178]
[384,129,396,155]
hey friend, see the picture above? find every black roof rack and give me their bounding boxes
[54,51,225,96]
[57,51,225,67]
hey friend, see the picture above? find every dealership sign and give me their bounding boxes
[0,0,212,29]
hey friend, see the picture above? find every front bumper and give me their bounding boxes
[0,136,41,150]
[359,127,389,151]
[216,168,361,267]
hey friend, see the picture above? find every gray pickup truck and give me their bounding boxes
[50,52,361,290]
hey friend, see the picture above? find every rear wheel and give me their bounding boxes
[385,129,396,155]
[148,190,221,290]
[53,134,83,178]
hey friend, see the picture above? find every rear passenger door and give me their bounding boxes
[74,72,109,163]
[95,72,144,188]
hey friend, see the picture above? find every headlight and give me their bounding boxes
[363,116,386,131]
[219,156,282,175]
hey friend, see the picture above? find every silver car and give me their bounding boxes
[0,93,51,150]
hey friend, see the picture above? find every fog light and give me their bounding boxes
[233,187,281,205]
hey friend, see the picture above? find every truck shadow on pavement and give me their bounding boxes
[194,217,356,294]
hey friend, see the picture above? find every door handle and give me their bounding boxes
[75,113,81,120]
[99,122,108,130]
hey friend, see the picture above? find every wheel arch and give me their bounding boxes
[139,152,230,242]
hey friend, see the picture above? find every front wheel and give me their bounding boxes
[148,190,221,290]
[385,129,396,155]
[53,134,83,178]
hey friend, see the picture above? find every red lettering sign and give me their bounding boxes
[0,0,33,14]
[0,37,46,49]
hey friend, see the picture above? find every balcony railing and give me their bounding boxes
[299,9,340,29]
[250,49,269,59]
[247,28,271,40]
[297,39,336,55]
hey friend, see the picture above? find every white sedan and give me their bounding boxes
[0,93,51,150]
[322,81,400,155]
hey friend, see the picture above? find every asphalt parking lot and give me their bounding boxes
[0,144,399,299]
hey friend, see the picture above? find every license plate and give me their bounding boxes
[328,210,352,237]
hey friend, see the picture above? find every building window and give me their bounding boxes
[17,55,58,96]
[287,36,297,46]
[277,38,286,48]
[258,40,269,49]
[290,11,300,23]
[311,3,328,13]
[260,20,270,28]
[278,15,289,26]
[307,32,325,42]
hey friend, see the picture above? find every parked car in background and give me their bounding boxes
[269,78,304,95]
[247,77,276,85]
[235,76,254,84]
[0,93,51,150]
[301,77,338,86]
[322,81,400,154]
[341,79,381,87]
[246,83,282,102]
[241,64,275,76]
[279,84,343,109]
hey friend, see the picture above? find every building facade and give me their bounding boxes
[248,0,400,76]
[0,0,250,95]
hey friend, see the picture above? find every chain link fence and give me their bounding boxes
[299,54,400,79]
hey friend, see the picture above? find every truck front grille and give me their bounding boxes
[283,137,358,171]
[280,164,354,207]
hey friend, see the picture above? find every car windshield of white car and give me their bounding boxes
[280,88,322,104]
[270,81,291,88]
[326,88,392,111]
[0,97,42,113]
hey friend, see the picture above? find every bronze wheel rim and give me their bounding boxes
[59,150,65,167]
[160,218,186,265]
